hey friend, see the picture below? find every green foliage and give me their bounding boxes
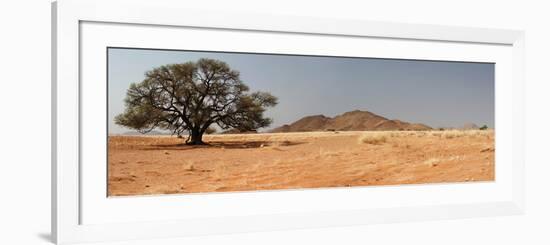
[115,58,278,144]
[479,125,489,130]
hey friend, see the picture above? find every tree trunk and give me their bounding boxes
[187,128,205,145]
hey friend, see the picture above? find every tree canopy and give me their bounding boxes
[115,58,278,144]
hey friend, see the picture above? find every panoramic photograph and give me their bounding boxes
[107,48,495,196]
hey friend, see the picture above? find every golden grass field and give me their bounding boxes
[108,130,494,196]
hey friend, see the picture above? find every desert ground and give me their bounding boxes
[108,130,494,196]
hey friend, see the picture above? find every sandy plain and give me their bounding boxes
[108,130,494,196]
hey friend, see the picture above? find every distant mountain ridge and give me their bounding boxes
[270,110,432,133]
[461,122,480,130]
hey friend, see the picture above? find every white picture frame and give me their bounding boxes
[52,0,525,244]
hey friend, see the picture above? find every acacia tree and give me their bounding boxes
[115,58,278,145]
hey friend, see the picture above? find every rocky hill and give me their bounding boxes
[270,110,432,133]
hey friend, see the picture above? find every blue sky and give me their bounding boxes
[108,48,494,134]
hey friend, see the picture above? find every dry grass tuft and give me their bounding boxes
[440,129,494,139]
[430,131,443,137]
[358,133,388,145]
[414,131,427,137]
[423,158,440,167]
[442,130,464,139]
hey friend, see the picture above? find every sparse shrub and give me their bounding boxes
[479,125,489,130]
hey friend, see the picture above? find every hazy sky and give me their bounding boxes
[108,48,494,134]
